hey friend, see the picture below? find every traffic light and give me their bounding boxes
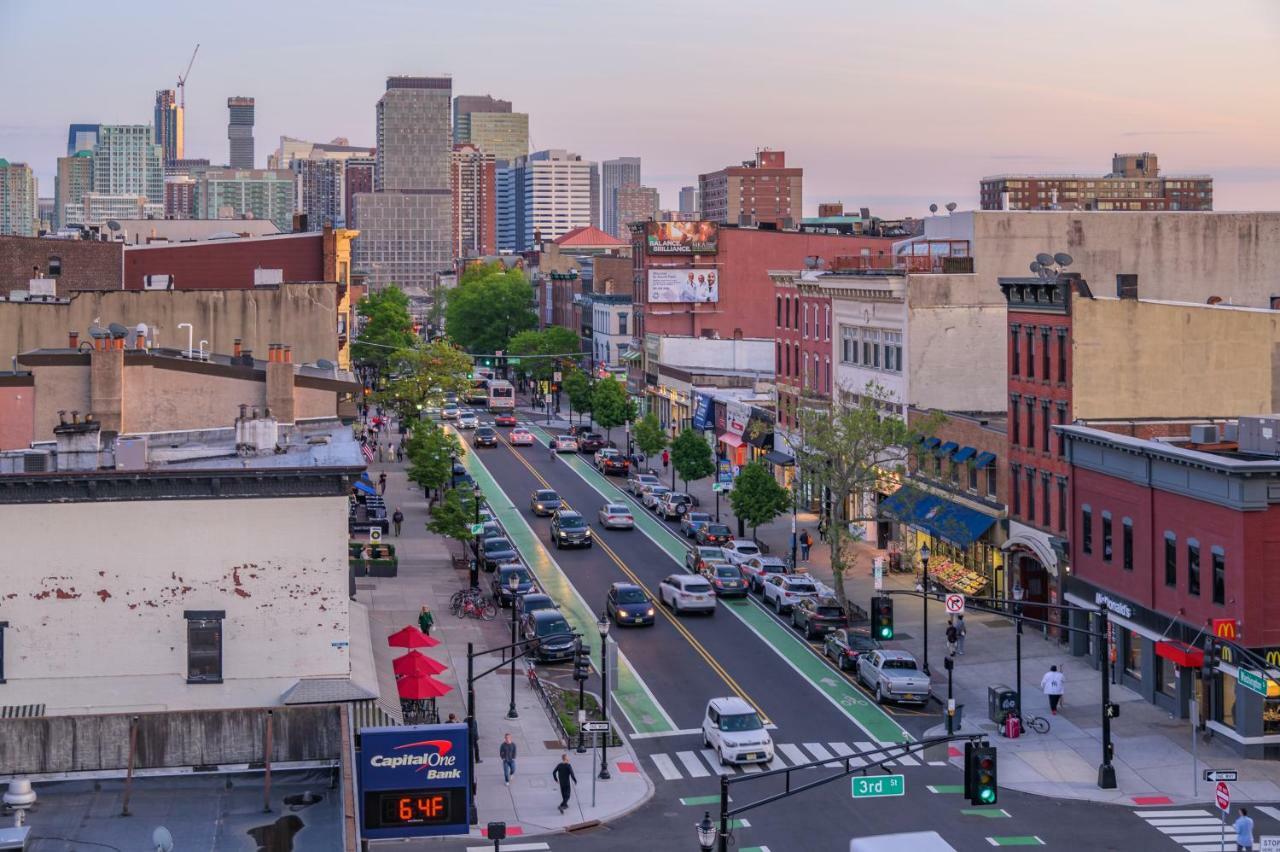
[965,741,998,805]
[870,596,894,640]
[573,639,590,682]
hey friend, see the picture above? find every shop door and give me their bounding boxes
[1021,556,1049,623]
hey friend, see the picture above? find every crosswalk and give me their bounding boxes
[1133,808,1239,852]
[646,740,944,782]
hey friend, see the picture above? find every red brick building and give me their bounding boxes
[699,150,803,229]
[0,235,122,297]
[773,273,833,431]
[344,157,375,228]
[124,232,329,290]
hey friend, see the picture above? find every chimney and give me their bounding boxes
[68,330,78,349]
[135,328,146,350]
[233,338,242,358]
[89,343,125,433]
[283,345,292,364]
[266,342,296,424]
[1116,273,1139,300]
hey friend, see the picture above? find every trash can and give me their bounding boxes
[950,703,965,729]
[987,684,1018,725]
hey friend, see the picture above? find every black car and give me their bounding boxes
[550,510,593,548]
[450,462,474,489]
[482,536,519,571]
[569,425,594,439]
[696,523,733,546]
[491,564,535,607]
[481,520,504,540]
[521,610,576,662]
[606,582,656,627]
[823,628,881,671]
[791,596,849,640]
[517,593,558,618]
[578,433,607,453]
[474,426,498,447]
[530,489,561,516]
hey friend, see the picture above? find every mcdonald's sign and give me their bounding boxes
[1212,618,1238,640]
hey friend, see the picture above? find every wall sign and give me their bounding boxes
[359,723,471,839]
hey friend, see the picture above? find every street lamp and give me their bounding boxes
[920,543,932,676]
[696,811,716,851]
[470,485,483,590]
[507,571,521,720]
[597,611,611,780]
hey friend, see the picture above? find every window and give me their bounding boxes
[776,342,782,374]
[1025,468,1035,519]
[1057,328,1068,382]
[968,464,978,493]
[825,306,831,340]
[1123,628,1143,680]
[0,620,7,683]
[1057,403,1068,457]
[803,304,810,338]
[784,297,790,328]
[1123,518,1133,571]
[1041,401,1050,451]
[825,356,831,393]
[1025,328,1035,378]
[1164,533,1177,586]
[1187,538,1201,596]
[1101,511,1113,562]
[1010,397,1020,446]
[1011,327,1021,376]
[1025,399,1036,450]
[186,610,224,683]
[987,467,998,498]
[1011,463,1021,515]
[1212,546,1225,605]
[794,297,800,330]
[1041,328,1050,378]
[776,296,782,327]
[1081,505,1093,555]
[882,331,903,373]
[784,344,791,376]
[933,452,942,477]
[618,313,628,336]
[950,459,960,485]
[803,352,809,388]
[48,256,62,277]
[1057,477,1067,531]
[1041,473,1050,527]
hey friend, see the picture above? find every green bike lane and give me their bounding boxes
[457,437,677,735]
[522,423,910,746]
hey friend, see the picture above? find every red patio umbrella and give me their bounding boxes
[393,650,448,678]
[387,625,440,649]
[397,674,453,701]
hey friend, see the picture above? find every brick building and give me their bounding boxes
[699,150,802,229]
[451,143,496,259]
[0,235,122,297]
[981,152,1212,212]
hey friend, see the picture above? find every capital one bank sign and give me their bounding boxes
[358,723,471,839]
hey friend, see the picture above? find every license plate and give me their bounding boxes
[901,694,917,700]
[742,752,761,761]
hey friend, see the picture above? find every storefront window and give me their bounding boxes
[1188,538,1201,596]
[1221,672,1236,727]
[1266,697,1280,735]
[1156,655,1177,697]
[1124,629,1142,680]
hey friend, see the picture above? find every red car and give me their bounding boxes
[494,413,517,427]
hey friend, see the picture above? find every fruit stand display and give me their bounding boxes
[930,558,987,596]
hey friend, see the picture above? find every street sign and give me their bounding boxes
[851,775,905,799]
[1215,780,1230,812]
[581,721,610,733]
[369,528,382,544]
[712,483,724,492]
[1203,769,1238,782]
[1238,668,1269,696]
[1260,837,1280,852]
[469,523,485,535]
[553,371,562,382]
[944,593,966,614]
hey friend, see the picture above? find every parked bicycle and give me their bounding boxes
[450,587,492,618]
[1018,712,1051,734]
[457,596,498,620]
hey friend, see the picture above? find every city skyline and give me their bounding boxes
[2,0,1278,217]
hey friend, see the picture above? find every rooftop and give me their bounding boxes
[553,225,626,248]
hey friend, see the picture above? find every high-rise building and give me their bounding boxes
[679,185,699,216]
[195,168,295,231]
[93,125,165,202]
[227,97,256,169]
[0,160,38,236]
[615,184,659,234]
[293,158,346,230]
[602,157,641,239]
[980,152,1213,211]
[154,89,183,164]
[699,149,802,228]
[496,163,520,254]
[520,149,597,249]
[37,198,54,232]
[353,76,453,290]
[343,156,374,229]
[164,176,196,219]
[54,151,94,230]
[451,143,496,259]
[63,194,163,228]
[452,95,528,164]
[269,136,375,170]
[66,124,100,157]
[165,158,211,179]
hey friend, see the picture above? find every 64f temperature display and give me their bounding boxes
[365,788,466,828]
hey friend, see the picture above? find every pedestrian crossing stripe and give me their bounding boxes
[1133,807,1237,852]
[648,740,937,781]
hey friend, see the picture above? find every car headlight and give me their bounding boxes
[646,608,655,616]
[617,609,628,617]
[584,529,592,536]
[560,532,568,537]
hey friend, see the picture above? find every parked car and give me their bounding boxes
[686,545,728,573]
[739,555,790,593]
[606,582,656,627]
[761,574,819,614]
[569,424,594,439]
[481,520,504,540]
[509,428,535,446]
[823,628,881,672]
[695,523,733,547]
[703,562,748,597]
[790,595,848,639]
[482,536,519,571]
[550,510,593,548]
[553,435,579,453]
[474,426,498,447]
[577,433,607,453]
[597,503,635,529]
[857,649,932,705]
[458,410,479,429]
[701,697,773,766]
[627,473,660,495]
[517,592,559,619]
[450,462,474,489]
[680,512,713,538]
[641,484,670,510]
[530,489,561,516]
[521,610,576,662]
[657,574,716,615]
[721,539,762,565]
[657,491,692,519]
[494,413,517,427]
[596,448,630,476]
[441,403,459,420]
[491,564,536,607]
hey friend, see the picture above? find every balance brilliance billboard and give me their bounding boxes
[648,268,719,303]
[644,221,718,254]
[358,723,471,839]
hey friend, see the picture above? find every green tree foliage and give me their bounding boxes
[727,461,790,540]
[591,377,634,441]
[353,286,416,371]
[507,326,580,382]
[444,264,537,354]
[632,412,668,459]
[426,483,476,558]
[561,367,593,424]
[671,428,716,491]
[377,341,474,420]
[405,423,461,497]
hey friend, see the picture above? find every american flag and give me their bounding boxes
[361,442,374,462]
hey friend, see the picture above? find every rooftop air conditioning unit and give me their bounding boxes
[1188,424,1219,445]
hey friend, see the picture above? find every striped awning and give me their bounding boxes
[0,704,45,719]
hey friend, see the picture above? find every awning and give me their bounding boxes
[924,437,941,449]
[1001,522,1060,574]
[973,451,997,468]
[952,446,976,464]
[719,432,743,448]
[352,479,378,496]
[763,450,794,466]
[879,485,997,548]
[620,349,642,363]
[936,441,959,457]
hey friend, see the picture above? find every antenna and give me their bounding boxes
[1053,252,1074,268]
[1034,252,1054,267]
[177,43,200,109]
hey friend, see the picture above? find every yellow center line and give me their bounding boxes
[495,433,771,725]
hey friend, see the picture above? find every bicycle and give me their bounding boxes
[450,587,488,616]
[1019,712,1051,734]
[458,597,498,620]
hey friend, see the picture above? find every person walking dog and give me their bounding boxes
[553,754,577,813]
[500,733,517,785]
[1040,664,1065,714]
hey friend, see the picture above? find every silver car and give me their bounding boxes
[856,649,932,706]
[628,473,660,495]
[458,410,479,429]
[641,484,670,510]
[597,503,635,529]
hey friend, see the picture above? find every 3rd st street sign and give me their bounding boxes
[851,775,905,798]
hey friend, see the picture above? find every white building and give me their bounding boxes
[0,159,38,236]
[601,156,640,239]
[93,124,164,204]
[590,294,633,367]
[63,193,165,228]
[521,149,598,249]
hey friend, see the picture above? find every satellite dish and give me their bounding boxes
[1053,252,1074,268]
[316,358,335,370]
[1029,261,1043,274]
[945,202,957,213]
[1035,252,1054,267]
[152,827,174,852]
[106,220,121,232]
[928,204,939,214]
[108,322,129,338]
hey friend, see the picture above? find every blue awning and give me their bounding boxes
[936,441,959,457]
[973,451,997,469]
[952,446,976,463]
[879,485,997,548]
[352,479,377,496]
[923,437,941,449]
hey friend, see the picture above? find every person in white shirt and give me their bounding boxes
[1040,665,1065,714]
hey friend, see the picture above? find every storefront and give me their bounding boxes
[1001,521,1067,632]
[742,406,774,463]
[717,400,750,467]
[879,484,1003,597]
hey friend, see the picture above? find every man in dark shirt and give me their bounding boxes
[552,753,576,813]
[499,733,516,785]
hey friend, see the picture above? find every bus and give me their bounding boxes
[487,380,515,410]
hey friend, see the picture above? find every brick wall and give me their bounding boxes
[0,235,122,297]
[123,233,324,290]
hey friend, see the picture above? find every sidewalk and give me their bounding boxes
[354,433,652,839]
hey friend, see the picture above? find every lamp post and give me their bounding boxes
[696,811,716,851]
[944,653,955,735]
[597,611,611,780]
[789,479,798,570]
[920,542,932,676]
[470,484,483,590]
[506,572,520,720]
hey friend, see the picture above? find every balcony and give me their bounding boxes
[830,241,973,275]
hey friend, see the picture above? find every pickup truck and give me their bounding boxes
[856,649,932,705]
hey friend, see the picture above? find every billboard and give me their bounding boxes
[358,723,471,839]
[645,221,718,255]
[648,268,719,303]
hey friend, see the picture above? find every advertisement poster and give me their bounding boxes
[691,394,714,431]
[644,221,719,254]
[647,268,718,303]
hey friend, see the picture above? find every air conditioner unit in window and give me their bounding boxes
[143,274,173,290]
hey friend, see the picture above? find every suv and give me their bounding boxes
[680,512,713,538]
[739,555,789,592]
[704,562,748,597]
[721,539,762,565]
[474,426,498,447]
[657,491,692,519]
[521,610,576,662]
[578,433,607,453]
[606,583,655,627]
[569,424,594,439]
[701,697,773,766]
[482,536,519,571]
[491,564,535,607]
[695,523,733,547]
[550,510,593,548]
[685,545,727,573]
[517,593,559,618]
[761,574,819,613]
[596,448,630,476]
[790,595,848,639]
[627,473,660,496]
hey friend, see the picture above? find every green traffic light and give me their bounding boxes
[879,627,893,639]
[979,788,996,803]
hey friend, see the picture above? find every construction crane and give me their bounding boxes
[177,43,200,108]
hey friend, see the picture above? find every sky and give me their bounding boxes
[3,0,1279,218]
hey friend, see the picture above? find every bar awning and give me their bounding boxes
[923,437,941,449]
[718,432,743,448]
[935,441,959,457]
[879,485,997,548]
[952,446,976,464]
[763,450,794,466]
[973,451,997,468]
[620,349,642,363]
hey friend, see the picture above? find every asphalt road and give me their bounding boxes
[438,415,1241,852]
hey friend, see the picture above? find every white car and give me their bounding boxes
[458,410,479,429]
[441,403,459,420]
[657,574,716,615]
[641,485,671,510]
[760,574,818,614]
[739,555,789,593]
[627,473,660,495]
[510,428,535,446]
[597,503,635,529]
[553,435,578,453]
[721,539,762,566]
[701,696,773,766]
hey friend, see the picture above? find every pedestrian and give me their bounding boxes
[392,507,404,537]
[1234,806,1255,851]
[418,605,434,637]
[800,529,812,562]
[446,713,458,724]
[955,612,967,655]
[945,619,959,656]
[662,448,670,469]
[818,518,828,543]
[499,733,517,785]
[552,753,576,813]
[378,471,387,494]
[1040,664,1065,714]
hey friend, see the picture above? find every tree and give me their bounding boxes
[671,428,715,492]
[508,326,580,383]
[591,377,634,442]
[727,461,790,541]
[444,265,537,354]
[352,286,416,371]
[426,484,476,559]
[790,381,943,607]
[632,412,668,460]
[406,423,460,499]
[377,341,474,420]
[562,367,593,424]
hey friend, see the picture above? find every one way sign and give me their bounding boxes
[1203,769,1239,782]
